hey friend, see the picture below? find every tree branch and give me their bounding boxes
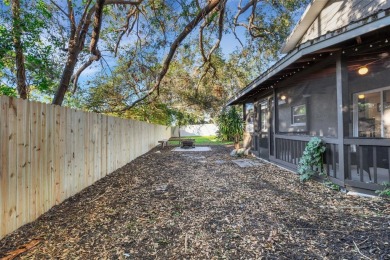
[90,0,105,55]
[114,7,138,56]
[106,0,142,4]
[49,0,70,18]
[119,0,222,111]
[71,54,100,94]
[67,0,76,37]
[76,0,93,38]
[206,0,226,61]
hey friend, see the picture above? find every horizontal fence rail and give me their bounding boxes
[0,96,171,239]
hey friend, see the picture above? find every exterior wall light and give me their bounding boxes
[358,94,365,99]
[358,66,368,75]
[280,95,287,100]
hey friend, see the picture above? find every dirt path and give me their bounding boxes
[0,145,389,259]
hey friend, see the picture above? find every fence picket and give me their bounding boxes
[0,97,171,239]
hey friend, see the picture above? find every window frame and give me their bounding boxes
[353,85,390,138]
[291,104,307,126]
[260,101,268,132]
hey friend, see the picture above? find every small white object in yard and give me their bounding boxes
[124,253,131,258]
[244,148,251,156]
[237,148,246,154]
[155,184,168,192]
[232,159,263,168]
[172,147,211,152]
[181,154,206,160]
[249,160,263,166]
[215,160,226,164]
[232,159,253,167]
[155,151,161,153]
[230,148,246,157]
[347,191,377,198]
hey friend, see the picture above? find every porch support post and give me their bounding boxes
[336,53,349,183]
[272,88,277,158]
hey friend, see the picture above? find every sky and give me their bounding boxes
[0,0,308,96]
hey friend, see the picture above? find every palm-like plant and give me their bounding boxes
[217,107,243,149]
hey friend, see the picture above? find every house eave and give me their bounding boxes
[226,9,390,106]
[280,0,330,54]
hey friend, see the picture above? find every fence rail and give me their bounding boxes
[0,96,171,239]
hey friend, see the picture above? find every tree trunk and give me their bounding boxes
[234,135,240,150]
[52,0,104,106]
[11,0,28,99]
[52,49,79,105]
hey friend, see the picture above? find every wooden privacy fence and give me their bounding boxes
[0,96,171,239]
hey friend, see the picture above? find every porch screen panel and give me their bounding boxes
[348,52,390,137]
[277,65,337,137]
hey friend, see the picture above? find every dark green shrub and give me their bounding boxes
[297,137,326,182]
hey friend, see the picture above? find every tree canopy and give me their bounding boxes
[0,0,309,124]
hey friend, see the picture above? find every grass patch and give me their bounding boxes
[168,136,233,146]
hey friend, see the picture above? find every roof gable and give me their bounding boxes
[281,0,390,53]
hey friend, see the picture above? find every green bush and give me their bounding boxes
[216,107,243,148]
[297,137,326,182]
[375,182,390,197]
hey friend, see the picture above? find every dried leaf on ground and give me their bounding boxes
[0,146,389,259]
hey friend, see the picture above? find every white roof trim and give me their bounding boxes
[280,0,330,54]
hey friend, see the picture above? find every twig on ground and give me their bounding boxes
[1,239,41,260]
[292,228,350,233]
[356,236,370,246]
[353,240,371,260]
[184,233,188,254]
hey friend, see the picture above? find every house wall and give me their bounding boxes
[300,0,390,44]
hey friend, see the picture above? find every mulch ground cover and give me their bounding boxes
[0,145,389,259]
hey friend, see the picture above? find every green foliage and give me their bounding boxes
[174,136,233,145]
[0,0,58,98]
[216,107,243,143]
[297,137,326,182]
[0,84,17,97]
[323,180,340,191]
[2,0,307,107]
[375,182,390,197]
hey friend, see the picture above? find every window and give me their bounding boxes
[245,103,254,133]
[292,104,307,126]
[260,102,268,132]
[353,87,390,138]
